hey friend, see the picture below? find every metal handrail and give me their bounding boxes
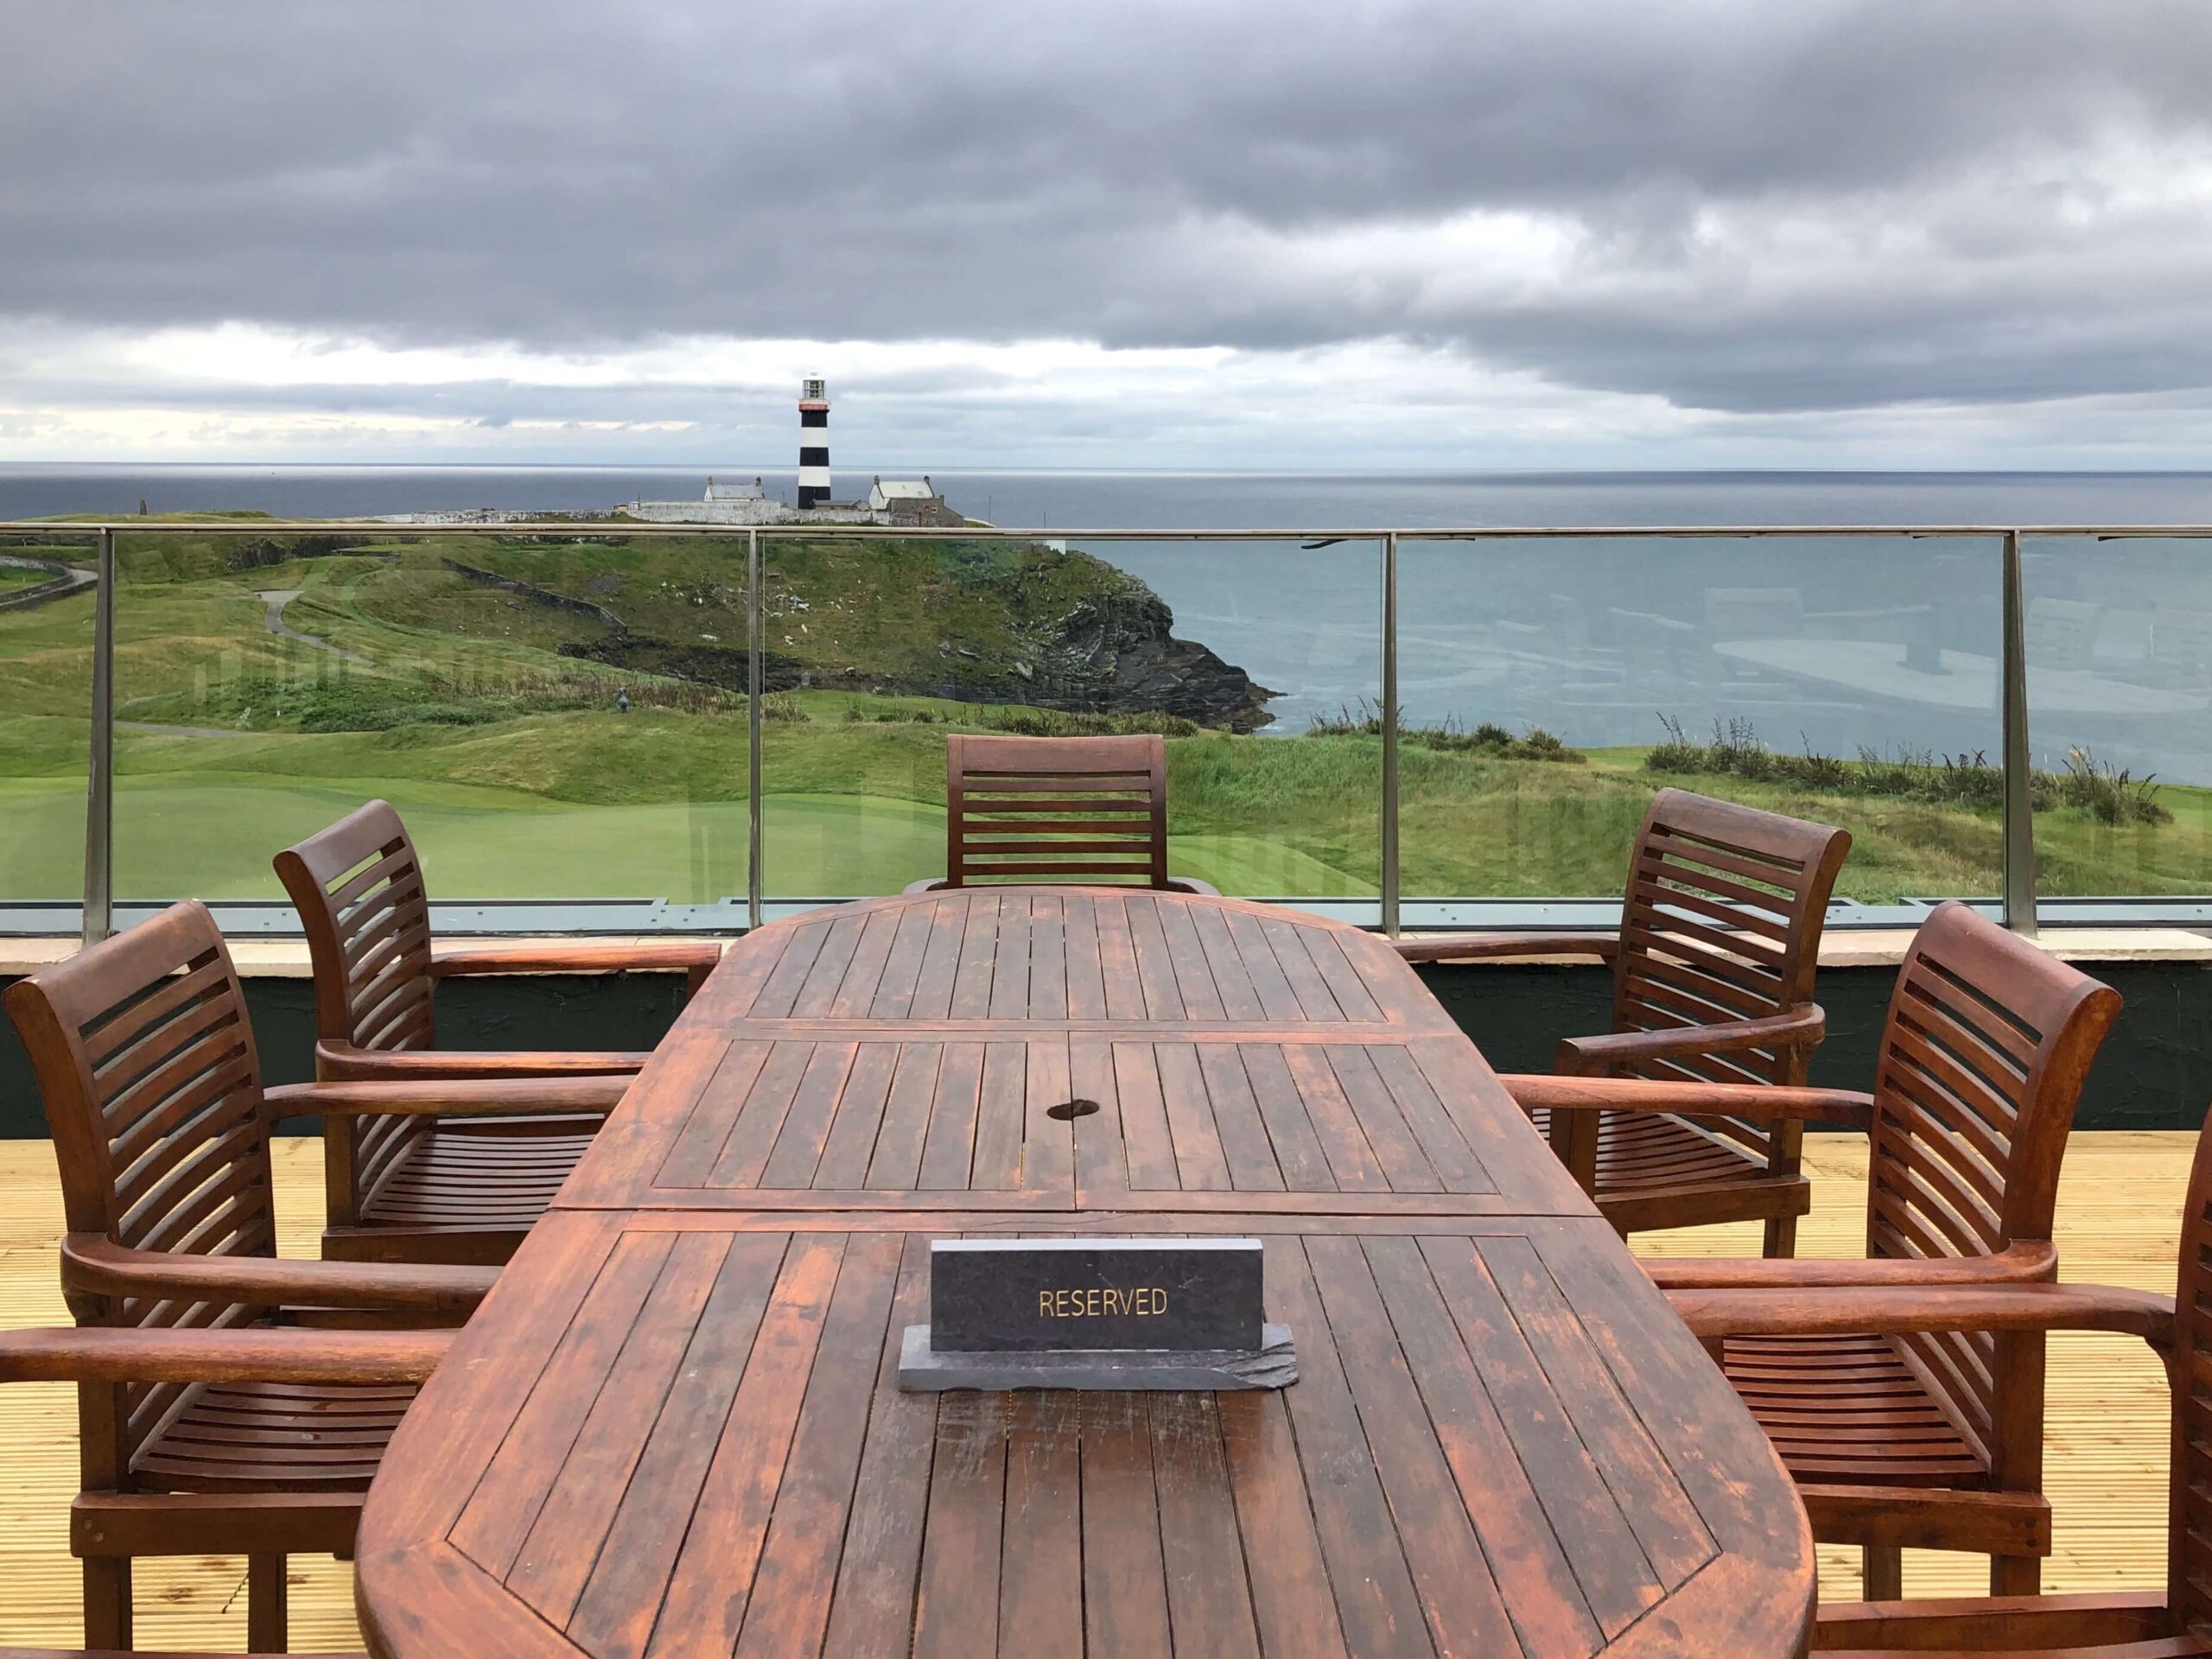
[18,516,2212,945]
[11,520,2212,536]
[13,522,2212,535]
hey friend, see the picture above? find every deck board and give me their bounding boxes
[0,1129,2190,1649]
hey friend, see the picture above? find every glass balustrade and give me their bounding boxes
[0,531,95,912]
[11,514,2206,936]
[756,534,1382,906]
[2021,535,2212,909]
[1397,533,2008,914]
[106,525,749,918]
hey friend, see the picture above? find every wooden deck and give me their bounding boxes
[0,1130,2188,1651]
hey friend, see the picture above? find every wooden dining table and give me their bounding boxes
[353,887,1815,1658]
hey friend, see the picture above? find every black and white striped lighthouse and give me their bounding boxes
[797,376,831,509]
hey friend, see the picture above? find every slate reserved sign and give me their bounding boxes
[930,1237,1265,1353]
[899,1236,1296,1392]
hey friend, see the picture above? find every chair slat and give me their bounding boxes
[1594,791,1853,1248]
[941,733,1181,890]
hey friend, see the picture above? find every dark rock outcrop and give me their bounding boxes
[930,588,1276,731]
[558,635,808,694]
[444,558,628,631]
[489,537,1275,731]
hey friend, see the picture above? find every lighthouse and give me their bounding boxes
[797,376,830,509]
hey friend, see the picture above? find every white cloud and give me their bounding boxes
[8,321,2212,468]
[5,0,2212,464]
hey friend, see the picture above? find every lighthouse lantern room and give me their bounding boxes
[798,377,831,509]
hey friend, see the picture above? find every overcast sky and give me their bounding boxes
[4,0,2212,467]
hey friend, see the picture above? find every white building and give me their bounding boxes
[865,477,933,511]
[864,475,963,526]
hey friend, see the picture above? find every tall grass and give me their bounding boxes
[1646,714,2170,825]
[1305,700,1582,762]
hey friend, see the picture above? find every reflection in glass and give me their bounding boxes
[1396,535,2006,904]
[760,536,1381,900]
[0,533,95,904]
[2023,537,2212,899]
[110,528,749,905]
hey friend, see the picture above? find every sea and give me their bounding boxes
[6,466,2211,781]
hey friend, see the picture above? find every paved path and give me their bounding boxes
[258,587,370,664]
[0,556,97,611]
[110,585,372,740]
[118,721,252,740]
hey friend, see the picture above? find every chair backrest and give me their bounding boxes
[943,732,1174,888]
[2,901,278,1481]
[1866,901,2121,1471]
[273,798,438,1057]
[2164,1104,2212,1633]
[274,799,442,1215]
[1609,790,1853,1172]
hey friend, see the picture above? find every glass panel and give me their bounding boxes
[1396,534,2007,907]
[0,531,96,908]
[111,526,750,908]
[2024,536,2212,901]
[759,534,1382,903]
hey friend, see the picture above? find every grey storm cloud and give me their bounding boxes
[4,0,2212,416]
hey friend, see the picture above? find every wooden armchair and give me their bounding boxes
[0,1323,446,1656]
[1508,901,2123,1599]
[903,732,1218,894]
[275,799,716,1262]
[0,900,581,1650]
[1402,787,1852,1254]
[1670,1106,2210,1654]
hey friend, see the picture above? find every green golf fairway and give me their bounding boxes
[0,776,1365,903]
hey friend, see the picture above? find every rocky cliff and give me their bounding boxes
[517,537,1276,730]
[927,584,1276,731]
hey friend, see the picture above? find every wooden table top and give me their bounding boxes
[356,890,1815,1658]
[557,888,1594,1217]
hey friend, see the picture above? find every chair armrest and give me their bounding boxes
[903,876,949,893]
[60,1236,496,1315]
[0,1324,451,1386]
[429,940,721,978]
[315,1039,646,1082]
[1555,1005,1824,1077]
[264,1075,629,1119]
[1501,1073,1877,1130]
[1645,1240,2058,1291]
[1391,932,1619,965]
[1166,877,1221,897]
[1669,1280,2176,1346]
[1815,1590,2173,1652]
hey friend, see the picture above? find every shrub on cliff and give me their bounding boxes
[1646,714,2170,825]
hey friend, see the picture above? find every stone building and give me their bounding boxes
[864,476,964,527]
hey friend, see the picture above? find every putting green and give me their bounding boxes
[0,777,1363,904]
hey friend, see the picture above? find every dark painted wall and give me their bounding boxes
[0,957,2203,1138]
[1414,958,2212,1132]
[0,973,692,1138]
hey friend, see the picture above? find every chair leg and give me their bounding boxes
[1762,1214,1799,1258]
[1862,1543,1903,1601]
[1549,1109,1602,1198]
[82,1555,130,1650]
[1991,1553,2041,1597]
[247,1552,289,1654]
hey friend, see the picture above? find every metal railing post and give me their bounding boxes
[1380,531,1400,938]
[747,528,764,931]
[2000,529,2037,936]
[80,527,116,947]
